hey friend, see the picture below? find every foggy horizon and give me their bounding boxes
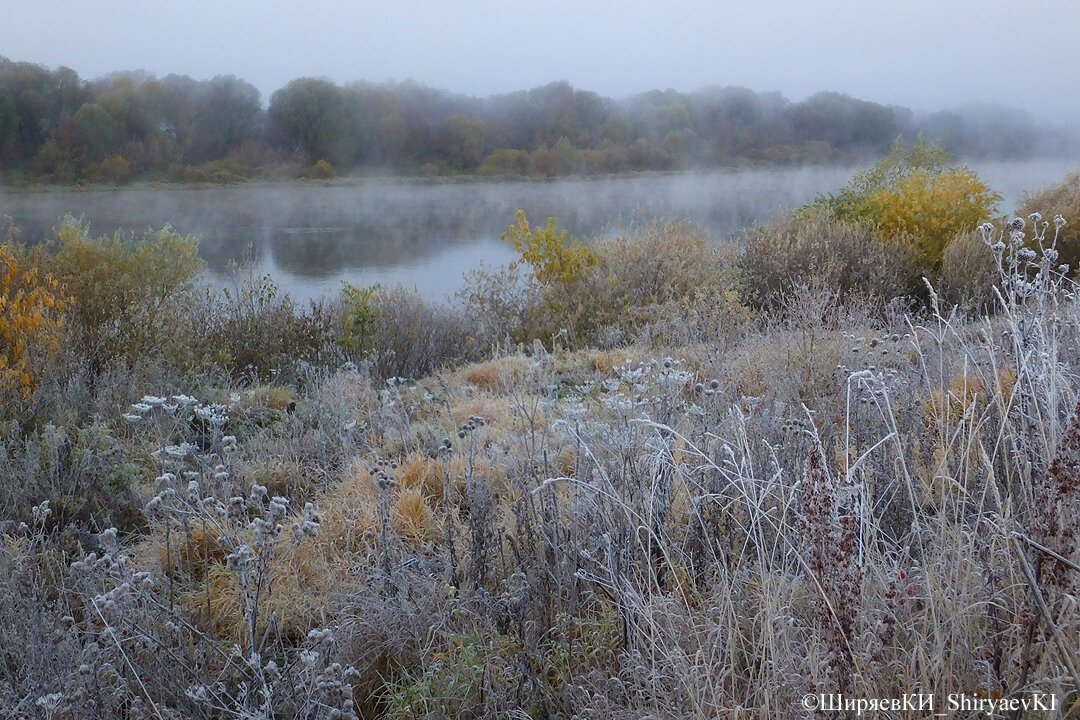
[5,0,1079,122]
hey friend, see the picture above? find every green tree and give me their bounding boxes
[186,75,262,163]
[0,88,16,165]
[268,78,345,163]
[441,113,487,170]
[72,103,117,161]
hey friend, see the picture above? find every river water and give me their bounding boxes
[2,159,1076,302]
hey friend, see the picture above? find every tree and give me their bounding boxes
[269,78,346,163]
[186,75,262,163]
[441,113,487,170]
[0,88,16,165]
[72,103,117,161]
[789,92,898,157]
[0,61,56,160]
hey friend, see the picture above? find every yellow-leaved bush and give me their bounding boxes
[498,210,599,347]
[856,167,1000,268]
[502,210,596,285]
[816,139,1000,273]
[0,243,67,402]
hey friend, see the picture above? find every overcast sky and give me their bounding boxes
[4,0,1078,119]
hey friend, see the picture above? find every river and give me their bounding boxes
[2,159,1077,303]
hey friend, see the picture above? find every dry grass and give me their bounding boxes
[458,356,533,393]
[5,214,1080,719]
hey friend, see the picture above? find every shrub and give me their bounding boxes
[938,227,998,310]
[503,210,596,286]
[477,148,532,176]
[492,210,600,348]
[98,154,132,184]
[0,420,144,532]
[739,212,920,308]
[309,158,335,179]
[47,217,201,376]
[339,282,381,358]
[814,139,1000,271]
[459,263,547,349]
[359,284,475,380]
[587,220,748,345]
[0,242,67,405]
[1018,169,1079,274]
[192,270,339,381]
[464,216,747,350]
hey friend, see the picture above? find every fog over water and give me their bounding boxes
[2,159,1077,302]
[7,1,1080,122]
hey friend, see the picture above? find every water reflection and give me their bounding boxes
[2,160,1076,302]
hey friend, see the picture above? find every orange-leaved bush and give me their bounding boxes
[0,243,67,402]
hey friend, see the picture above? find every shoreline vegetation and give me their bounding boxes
[3,55,1079,189]
[0,165,802,194]
[4,143,1080,717]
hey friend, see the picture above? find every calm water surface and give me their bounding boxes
[2,160,1077,302]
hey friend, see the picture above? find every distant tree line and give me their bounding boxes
[0,56,1072,185]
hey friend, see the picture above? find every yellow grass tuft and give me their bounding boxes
[557,447,577,477]
[588,348,646,375]
[236,384,295,412]
[247,456,314,499]
[392,489,439,545]
[151,522,226,582]
[397,451,454,501]
[459,356,532,393]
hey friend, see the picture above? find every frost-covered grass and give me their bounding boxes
[2,213,1080,718]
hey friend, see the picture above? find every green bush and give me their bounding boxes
[477,148,532,176]
[339,282,381,358]
[47,217,201,376]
